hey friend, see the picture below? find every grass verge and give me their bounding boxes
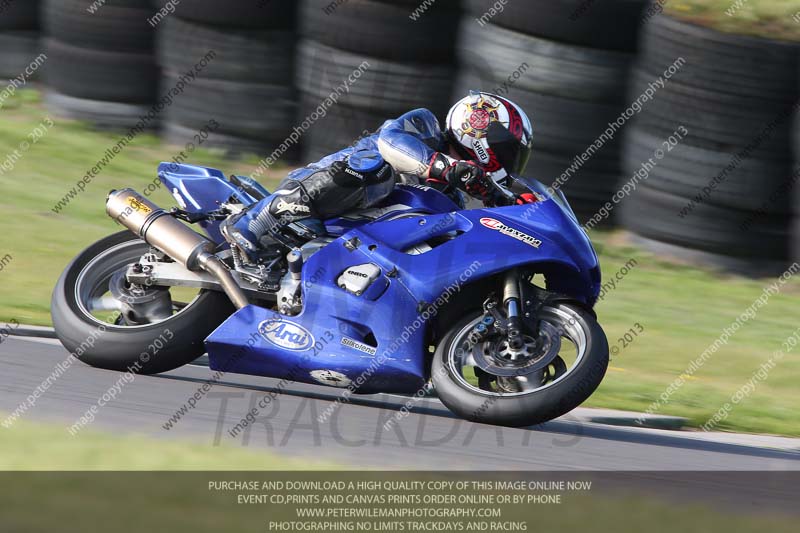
[665,0,800,41]
[0,413,334,470]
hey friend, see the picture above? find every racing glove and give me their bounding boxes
[427,153,495,201]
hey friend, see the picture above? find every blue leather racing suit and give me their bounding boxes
[223,108,463,257]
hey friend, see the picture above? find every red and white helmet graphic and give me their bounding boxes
[445,91,533,178]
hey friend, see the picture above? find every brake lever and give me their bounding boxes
[486,172,519,206]
[488,187,519,207]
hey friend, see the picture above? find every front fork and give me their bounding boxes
[503,269,525,349]
[467,269,529,347]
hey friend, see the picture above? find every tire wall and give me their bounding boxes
[457,0,648,222]
[619,12,800,265]
[0,0,41,79]
[296,0,461,162]
[41,0,159,127]
[793,68,800,264]
[155,0,299,154]
[7,0,800,269]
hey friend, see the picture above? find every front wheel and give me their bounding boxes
[51,231,234,374]
[432,303,608,427]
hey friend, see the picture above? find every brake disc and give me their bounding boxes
[470,321,561,377]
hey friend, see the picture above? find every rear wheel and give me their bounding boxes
[432,302,608,427]
[51,231,233,374]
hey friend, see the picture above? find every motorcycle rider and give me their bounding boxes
[221,91,534,261]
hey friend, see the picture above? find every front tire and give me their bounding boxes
[432,303,608,427]
[51,231,233,374]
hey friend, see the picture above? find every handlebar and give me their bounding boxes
[494,184,519,204]
[486,172,522,206]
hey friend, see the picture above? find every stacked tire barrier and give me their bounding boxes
[620,14,800,267]
[794,69,800,264]
[42,0,158,128]
[155,0,298,154]
[0,0,40,80]
[457,0,648,222]
[296,0,460,162]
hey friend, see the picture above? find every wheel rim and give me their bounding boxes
[73,239,203,330]
[445,305,588,397]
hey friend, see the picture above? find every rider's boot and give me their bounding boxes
[221,182,321,262]
[220,177,324,263]
[219,201,267,262]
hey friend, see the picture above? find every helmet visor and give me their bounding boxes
[486,122,532,176]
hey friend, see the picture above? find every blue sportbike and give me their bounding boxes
[52,162,608,427]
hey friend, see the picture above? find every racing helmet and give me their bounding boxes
[445,91,533,178]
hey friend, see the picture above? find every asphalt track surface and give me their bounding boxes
[2,336,800,471]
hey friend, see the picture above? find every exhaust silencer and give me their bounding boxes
[107,188,212,271]
[106,188,249,309]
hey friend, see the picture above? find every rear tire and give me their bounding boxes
[51,231,234,374]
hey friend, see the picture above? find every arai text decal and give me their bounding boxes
[259,319,314,351]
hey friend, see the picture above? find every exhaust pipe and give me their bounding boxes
[106,188,249,309]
